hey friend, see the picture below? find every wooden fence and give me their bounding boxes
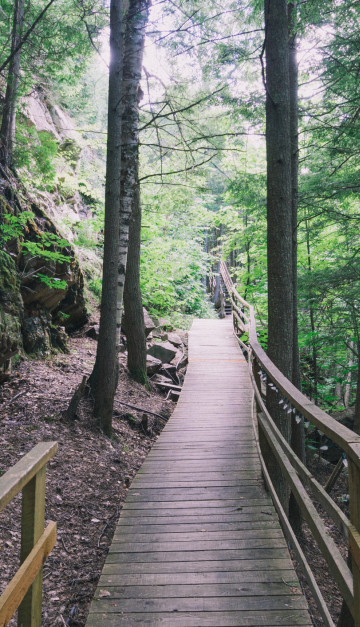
[220,260,360,627]
[0,442,57,627]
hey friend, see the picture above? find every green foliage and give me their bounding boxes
[0,211,35,241]
[13,123,59,189]
[35,274,67,290]
[88,278,102,299]
[140,235,214,319]
[0,212,71,291]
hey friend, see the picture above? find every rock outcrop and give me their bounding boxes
[0,251,23,369]
[0,172,88,370]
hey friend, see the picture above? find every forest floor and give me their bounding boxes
[0,321,175,626]
[0,320,351,627]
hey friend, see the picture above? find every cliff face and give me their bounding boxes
[0,88,101,377]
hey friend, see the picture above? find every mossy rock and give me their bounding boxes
[0,251,23,364]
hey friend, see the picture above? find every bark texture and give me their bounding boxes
[93,0,126,435]
[0,0,25,167]
[288,1,305,533]
[123,173,148,385]
[116,0,150,348]
[263,0,293,513]
[354,340,360,436]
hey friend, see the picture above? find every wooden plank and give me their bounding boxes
[109,537,287,554]
[0,442,57,512]
[86,610,311,626]
[97,569,297,586]
[130,478,260,488]
[121,499,271,513]
[111,529,285,553]
[259,414,353,613]
[113,529,283,543]
[115,520,280,534]
[93,581,303,599]
[116,510,275,526]
[105,549,291,564]
[349,460,360,626]
[102,557,295,575]
[88,595,309,613]
[254,415,335,627]
[0,522,56,626]
[256,408,349,540]
[125,488,263,500]
[125,489,265,502]
[146,451,258,460]
[18,465,46,626]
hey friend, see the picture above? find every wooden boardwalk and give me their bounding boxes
[86,318,312,626]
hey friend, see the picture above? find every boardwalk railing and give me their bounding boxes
[220,260,360,627]
[0,442,57,627]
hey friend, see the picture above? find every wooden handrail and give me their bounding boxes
[0,442,57,627]
[220,262,360,627]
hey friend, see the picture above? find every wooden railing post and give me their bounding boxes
[18,466,46,627]
[348,460,360,627]
[252,356,261,413]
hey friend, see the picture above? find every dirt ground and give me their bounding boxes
[0,327,352,627]
[0,330,175,626]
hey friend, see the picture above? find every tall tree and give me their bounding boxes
[93,0,149,434]
[0,0,25,168]
[93,0,127,435]
[288,0,305,533]
[115,0,150,350]
[263,0,293,511]
[123,167,148,385]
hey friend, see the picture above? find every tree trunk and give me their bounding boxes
[354,339,360,436]
[263,0,293,513]
[305,219,318,404]
[344,341,354,408]
[0,0,25,168]
[115,0,150,348]
[123,172,148,386]
[92,0,126,436]
[288,1,305,534]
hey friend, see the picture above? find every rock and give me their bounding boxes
[152,373,174,386]
[158,318,173,331]
[143,308,156,337]
[22,314,52,354]
[167,332,182,347]
[152,328,167,340]
[86,325,100,340]
[50,325,69,352]
[0,251,23,366]
[147,341,177,364]
[146,354,162,376]
[171,350,188,370]
[1,180,88,351]
[178,355,189,369]
[159,364,179,384]
[177,329,188,346]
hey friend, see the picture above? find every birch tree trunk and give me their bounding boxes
[93,0,127,435]
[0,0,25,168]
[115,0,150,350]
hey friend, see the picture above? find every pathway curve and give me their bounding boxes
[86,318,312,626]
